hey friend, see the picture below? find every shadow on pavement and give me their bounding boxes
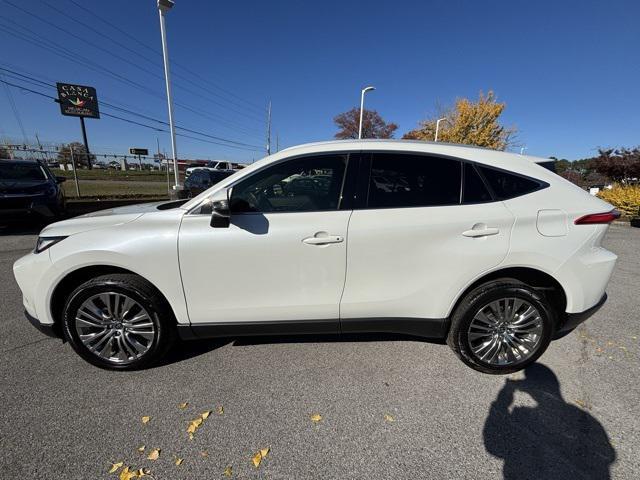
[483,363,616,480]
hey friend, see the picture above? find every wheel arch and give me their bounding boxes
[446,266,568,322]
[49,265,179,328]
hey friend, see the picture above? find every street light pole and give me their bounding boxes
[358,86,375,139]
[520,146,527,155]
[157,0,180,193]
[435,117,446,142]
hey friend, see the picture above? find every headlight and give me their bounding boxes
[34,236,67,254]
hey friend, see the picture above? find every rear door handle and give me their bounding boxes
[302,235,344,245]
[462,227,500,238]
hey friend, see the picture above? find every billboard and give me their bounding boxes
[56,83,100,119]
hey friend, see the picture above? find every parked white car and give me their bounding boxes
[13,140,619,373]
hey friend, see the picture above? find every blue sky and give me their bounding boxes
[0,0,638,162]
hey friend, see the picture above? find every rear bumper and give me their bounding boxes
[24,310,60,338]
[556,293,607,337]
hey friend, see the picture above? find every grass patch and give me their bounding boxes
[62,180,170,198]
[54,168,169,182]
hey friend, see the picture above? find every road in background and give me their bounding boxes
[0,225,638,479]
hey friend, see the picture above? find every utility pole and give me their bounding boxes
[266,101,272,155]
[157,0,181,194]
[69,146,81,197]
[276,133,279,153]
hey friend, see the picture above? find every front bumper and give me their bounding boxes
[24,310,60,338]
[555,293,607,337]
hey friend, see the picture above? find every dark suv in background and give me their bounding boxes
[184,168,235,197]
[0,159,66,220]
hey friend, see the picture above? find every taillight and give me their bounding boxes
[574,209,621,225]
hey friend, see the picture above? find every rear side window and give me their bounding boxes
[367,153,461,208]
[462,163,492,203]
[478,166,543,200]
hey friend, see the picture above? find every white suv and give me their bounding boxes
[13,140,619,374]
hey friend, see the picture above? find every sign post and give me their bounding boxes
[129,148,149,171]
[56,83,100,170]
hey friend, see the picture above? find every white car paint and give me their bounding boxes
[14,140,616,335]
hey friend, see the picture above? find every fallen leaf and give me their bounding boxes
[607,341,614,346]
[137,446,145,453]
[631,336,637,340]
[252,451,262,468]
[575,399,586,408]
[147,448,160,461]
[260,447,269,458]
[595,347,603,353]
[141,416,151,424]
[201,410,211,420]
[175,458,183,466]
[188,433,194,441]
[200,450,209,457]
[217,405,224,415]
[384,414,395,422]
[119,467,137,480]
[109,462,124,473]
[223,465,233,477]
[135,468,149,478]
[179,402,189,409]
[310,413,322,423]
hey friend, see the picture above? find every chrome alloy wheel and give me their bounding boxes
[467,297,544,366]
[74,292,156,364]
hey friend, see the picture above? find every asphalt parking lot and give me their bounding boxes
[0,224,638,479]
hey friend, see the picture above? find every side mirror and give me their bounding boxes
[210,187,231,228]
[55,176,67,183]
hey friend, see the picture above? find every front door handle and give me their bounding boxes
[462,227,500,238]
[302,234,344,245]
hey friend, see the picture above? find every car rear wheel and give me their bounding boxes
[61,274,176,370]
[447,279,556,374]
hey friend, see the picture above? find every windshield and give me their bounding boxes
[0,163,48,181]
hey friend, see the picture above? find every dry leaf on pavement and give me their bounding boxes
[200,450,209,457]
[178,402,189,409]
[109,462,123,473]
[252,447,270,468]
[217,405,224,415]
[147,448,161,461]
[175,458,183,466]
[223,465,233,477]
[137,446,145,453]
[201,410,211,420]
[384,414,395,422]
[310,413,322,423]
[141,416,151,424]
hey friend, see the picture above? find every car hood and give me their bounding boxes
[39,201,176,237]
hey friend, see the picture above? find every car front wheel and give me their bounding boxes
[61,274,176,370]
[447,279,556,374]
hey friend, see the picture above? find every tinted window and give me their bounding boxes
[367,153,461,208]
[230,154,347,213]
[209,171,233,183]
[463,163,492,203]
[0,162,47,181]
[478,166,542,200]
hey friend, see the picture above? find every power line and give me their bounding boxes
[0,77,264,152]
[0,73,27,142]
[0,62,265,140]
[64,0,267,115]
[5,0,266,124]
[0,22,265,139]
[0,67,263,149]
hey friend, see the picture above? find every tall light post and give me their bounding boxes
[358,86,375,139]
[157,0,180,194]
[434,117,446,142]
[520,146,527,155]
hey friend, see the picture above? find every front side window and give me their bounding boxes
[367,153,461,208]
[230,154,347,213]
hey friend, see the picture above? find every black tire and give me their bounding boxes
[447,279,557,375]
[61,274,176,370]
